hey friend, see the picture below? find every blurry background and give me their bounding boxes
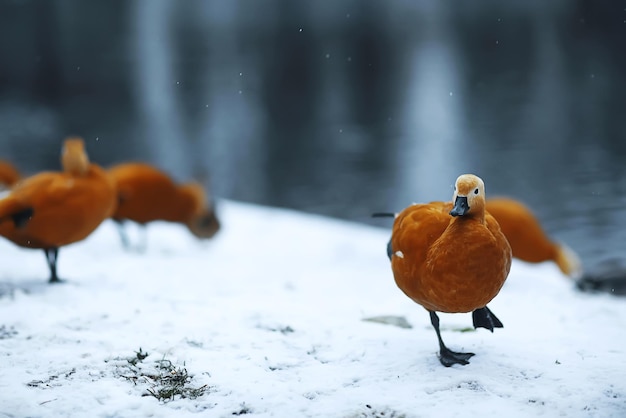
[0,0,624,271]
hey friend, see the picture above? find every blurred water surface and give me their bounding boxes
[0,0,624,272]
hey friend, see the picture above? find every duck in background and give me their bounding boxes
[107,162,220,250]
[484,197,626,296]
[0,160,21,191]
[0,137,117,283]
[485,197,582,280]
[386,174,511,367]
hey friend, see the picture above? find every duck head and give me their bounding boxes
[449,174,486,217]
[61,137,90,176]
[188,207,220,239]
[180,182,221,239]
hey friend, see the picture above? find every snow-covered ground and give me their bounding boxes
[0,201,625,418]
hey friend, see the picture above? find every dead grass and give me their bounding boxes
[346,404,408,418]
[107,348,211,403]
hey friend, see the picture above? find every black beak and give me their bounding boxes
[449,196,469,217]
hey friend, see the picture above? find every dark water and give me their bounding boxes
[0,0,625,275]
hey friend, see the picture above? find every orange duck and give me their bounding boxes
[485,197,582,279]
[0,160,21,191]
[386,174,511,367]
[107,162,220,249]
[0,137,117,283]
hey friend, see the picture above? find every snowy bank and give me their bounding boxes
[0,201,625,417]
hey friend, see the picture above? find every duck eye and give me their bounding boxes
[474,188,479,195]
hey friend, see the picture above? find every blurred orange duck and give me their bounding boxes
[0,137,117,283]
[387,174,511,367]
[485,197,582,279]
[0,160,21,191]
[107,162,220,249]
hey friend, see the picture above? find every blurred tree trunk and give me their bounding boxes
[132,0,190,179]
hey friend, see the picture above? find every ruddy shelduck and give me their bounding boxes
[486,197,582,279]
[386,174,511,367]
[107,162,220,249]
[376,196,583,278]
[0,137,117,283]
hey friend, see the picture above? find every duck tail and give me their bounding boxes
[555,242,583,280]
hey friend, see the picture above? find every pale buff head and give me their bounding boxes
[61,137,90,176]
[179,182,220,239]
[187,208,220,239]
[449,174,486,218]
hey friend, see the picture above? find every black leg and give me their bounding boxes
[115,220,131,250]
[44,248,62,284]
[429,311,474,367]
[472,306,503,332]
[137,225,148,253]
[116,220,148,253]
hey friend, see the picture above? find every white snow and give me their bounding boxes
[0,200,625,417]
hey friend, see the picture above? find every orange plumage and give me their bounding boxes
[0,137,117,283]
[0,160,20,190]
[108,163,219,247]
[389,174,511,366]
[486,197,582,279]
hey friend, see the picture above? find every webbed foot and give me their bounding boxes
[438,346,475,367]
[472,306,503,332]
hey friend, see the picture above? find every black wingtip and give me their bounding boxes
[372,212,396,218]
[11,207,34,228]
[386,240,393,261]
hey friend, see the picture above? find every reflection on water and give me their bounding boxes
[0,0,624,272]
[395,5,465,209]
